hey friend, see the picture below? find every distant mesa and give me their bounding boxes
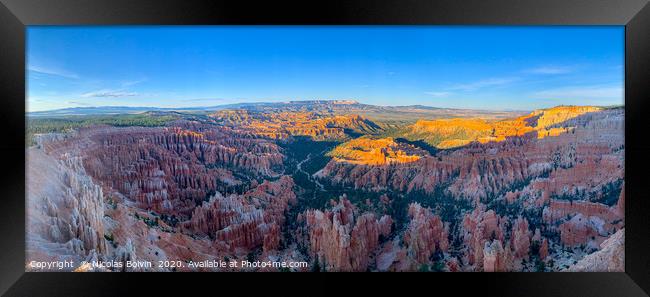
[288,99,360,105]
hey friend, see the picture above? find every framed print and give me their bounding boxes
[0,0,649,296]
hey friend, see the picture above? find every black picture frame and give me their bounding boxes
[1,0,649,296]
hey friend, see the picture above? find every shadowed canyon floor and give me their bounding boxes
[26,101,624,272]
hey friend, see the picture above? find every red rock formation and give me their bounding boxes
[210,110,380,140]
[26,106,624,272]
[317,136,535,200]
[403,203,449,264]
[542,198,623,247]
[301,196,392,271]
[483,239,507,272]
[328,137,427,165]
[461,206,507,268]
[68,125,285,216]
[558,214,603,247]
[404,106,603,149]
[187,176,296,253]
[375,239,410,272]
[263,223,281,252]
[539,238,549,260]
[510,217,531,260]
[316,108,624,209]
[543,199,620,226]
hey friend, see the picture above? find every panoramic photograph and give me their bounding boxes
[25,26,624,272]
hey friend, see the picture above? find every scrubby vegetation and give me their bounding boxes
[26,113,179,146]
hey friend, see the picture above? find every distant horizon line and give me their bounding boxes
[26,99,625,114]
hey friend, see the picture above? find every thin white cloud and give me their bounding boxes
[424,91,452,98]
[121,78,147,87]
[182,98,228,102]
[27,65,79,79]
[65,101,92,106]
[532,85,623,100]
[81,89,139,98]
[526,66,574,75]
[447,77,520,91]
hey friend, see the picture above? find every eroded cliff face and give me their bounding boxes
[26,148,107,271]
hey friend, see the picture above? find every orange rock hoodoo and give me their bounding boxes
[300,196,392,271]
[402,203,449,264]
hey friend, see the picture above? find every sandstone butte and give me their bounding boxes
[408,105,602,149]
[327,137,428,165]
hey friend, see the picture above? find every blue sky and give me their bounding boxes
[27,26,624,112]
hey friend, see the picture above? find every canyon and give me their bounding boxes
[26,101,624,272]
